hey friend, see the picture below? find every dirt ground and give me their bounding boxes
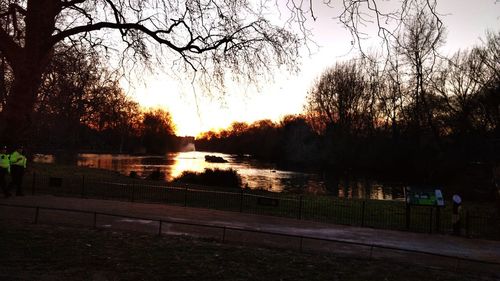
[1,194,499,278]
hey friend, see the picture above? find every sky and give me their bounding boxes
[126,0,500,137]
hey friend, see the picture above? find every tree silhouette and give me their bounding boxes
[0,0,301,144]
[141,108,176,154]
[0,0,446,146]
[395,4,445,149]
[31,45,141,150]
[305,60,366,136]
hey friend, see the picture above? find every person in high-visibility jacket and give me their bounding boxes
[9,145,26,196]
[0,146,10,198]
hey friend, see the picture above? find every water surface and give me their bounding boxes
[34,151,404,200]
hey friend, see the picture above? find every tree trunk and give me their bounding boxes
[1,63,43,145]
[0,57,7,109]
[0,0,61,146]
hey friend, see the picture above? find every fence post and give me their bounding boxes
[131,180,135,202]
[465,210,470,237]
[436,207,441,233]
[158,221,162,236]
[184,185,188,207]
[222,227,226,242]
[405,204,411,230]
[31,172,36,195]
[298,196,303,220]
[429,207,434,234]
[104,178,109,199]
[93,212,97,228]
[81,175,85,198]
[239,189,244,212]
[34,207,39,224]
[361,201,366,227]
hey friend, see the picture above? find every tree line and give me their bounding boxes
[197,20,500,186]
[1,44,182,154]
[196,116,319,169]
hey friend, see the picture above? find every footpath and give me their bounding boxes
[1,195,499,274]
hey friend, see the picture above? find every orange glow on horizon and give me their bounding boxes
[124,0,499,137]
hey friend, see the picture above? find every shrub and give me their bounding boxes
[174,168,242,188]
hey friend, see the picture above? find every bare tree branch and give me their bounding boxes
[0,26,21,67]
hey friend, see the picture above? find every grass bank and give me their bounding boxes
[0,221,496,281]
[23,163,500,239]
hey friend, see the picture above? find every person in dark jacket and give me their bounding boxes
[452,194,462,235]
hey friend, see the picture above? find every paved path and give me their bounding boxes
[1,195,499,269]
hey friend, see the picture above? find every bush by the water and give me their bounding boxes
[174,168,242,188]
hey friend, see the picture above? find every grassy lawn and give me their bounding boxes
[0,221,496,281]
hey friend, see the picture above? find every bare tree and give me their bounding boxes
[32,45,139,149]
[476,31,500,136]
[380,50,407,141]
[304,60,365,136]
[479,31,500,83]
[359,54,387,136]
[394,1,445,147]
[433,49,486,136]
[0,0,302,144]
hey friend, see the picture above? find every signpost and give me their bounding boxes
[404,186,445,232]
[405,187,445,207]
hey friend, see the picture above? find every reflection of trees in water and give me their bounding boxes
[240,175,281,191]
[55,153,79,165]
[322,175,403,200]
[73,154,176,180]
[280,176,326,194]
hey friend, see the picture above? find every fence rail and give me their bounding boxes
[1,202,499,278]
[20,172,500,240]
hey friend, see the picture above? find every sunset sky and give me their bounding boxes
[126,0,499,137]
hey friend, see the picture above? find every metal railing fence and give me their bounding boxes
[19,172,500,240]
[0,203,499,278]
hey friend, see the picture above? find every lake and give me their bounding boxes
[33,151,405,200]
